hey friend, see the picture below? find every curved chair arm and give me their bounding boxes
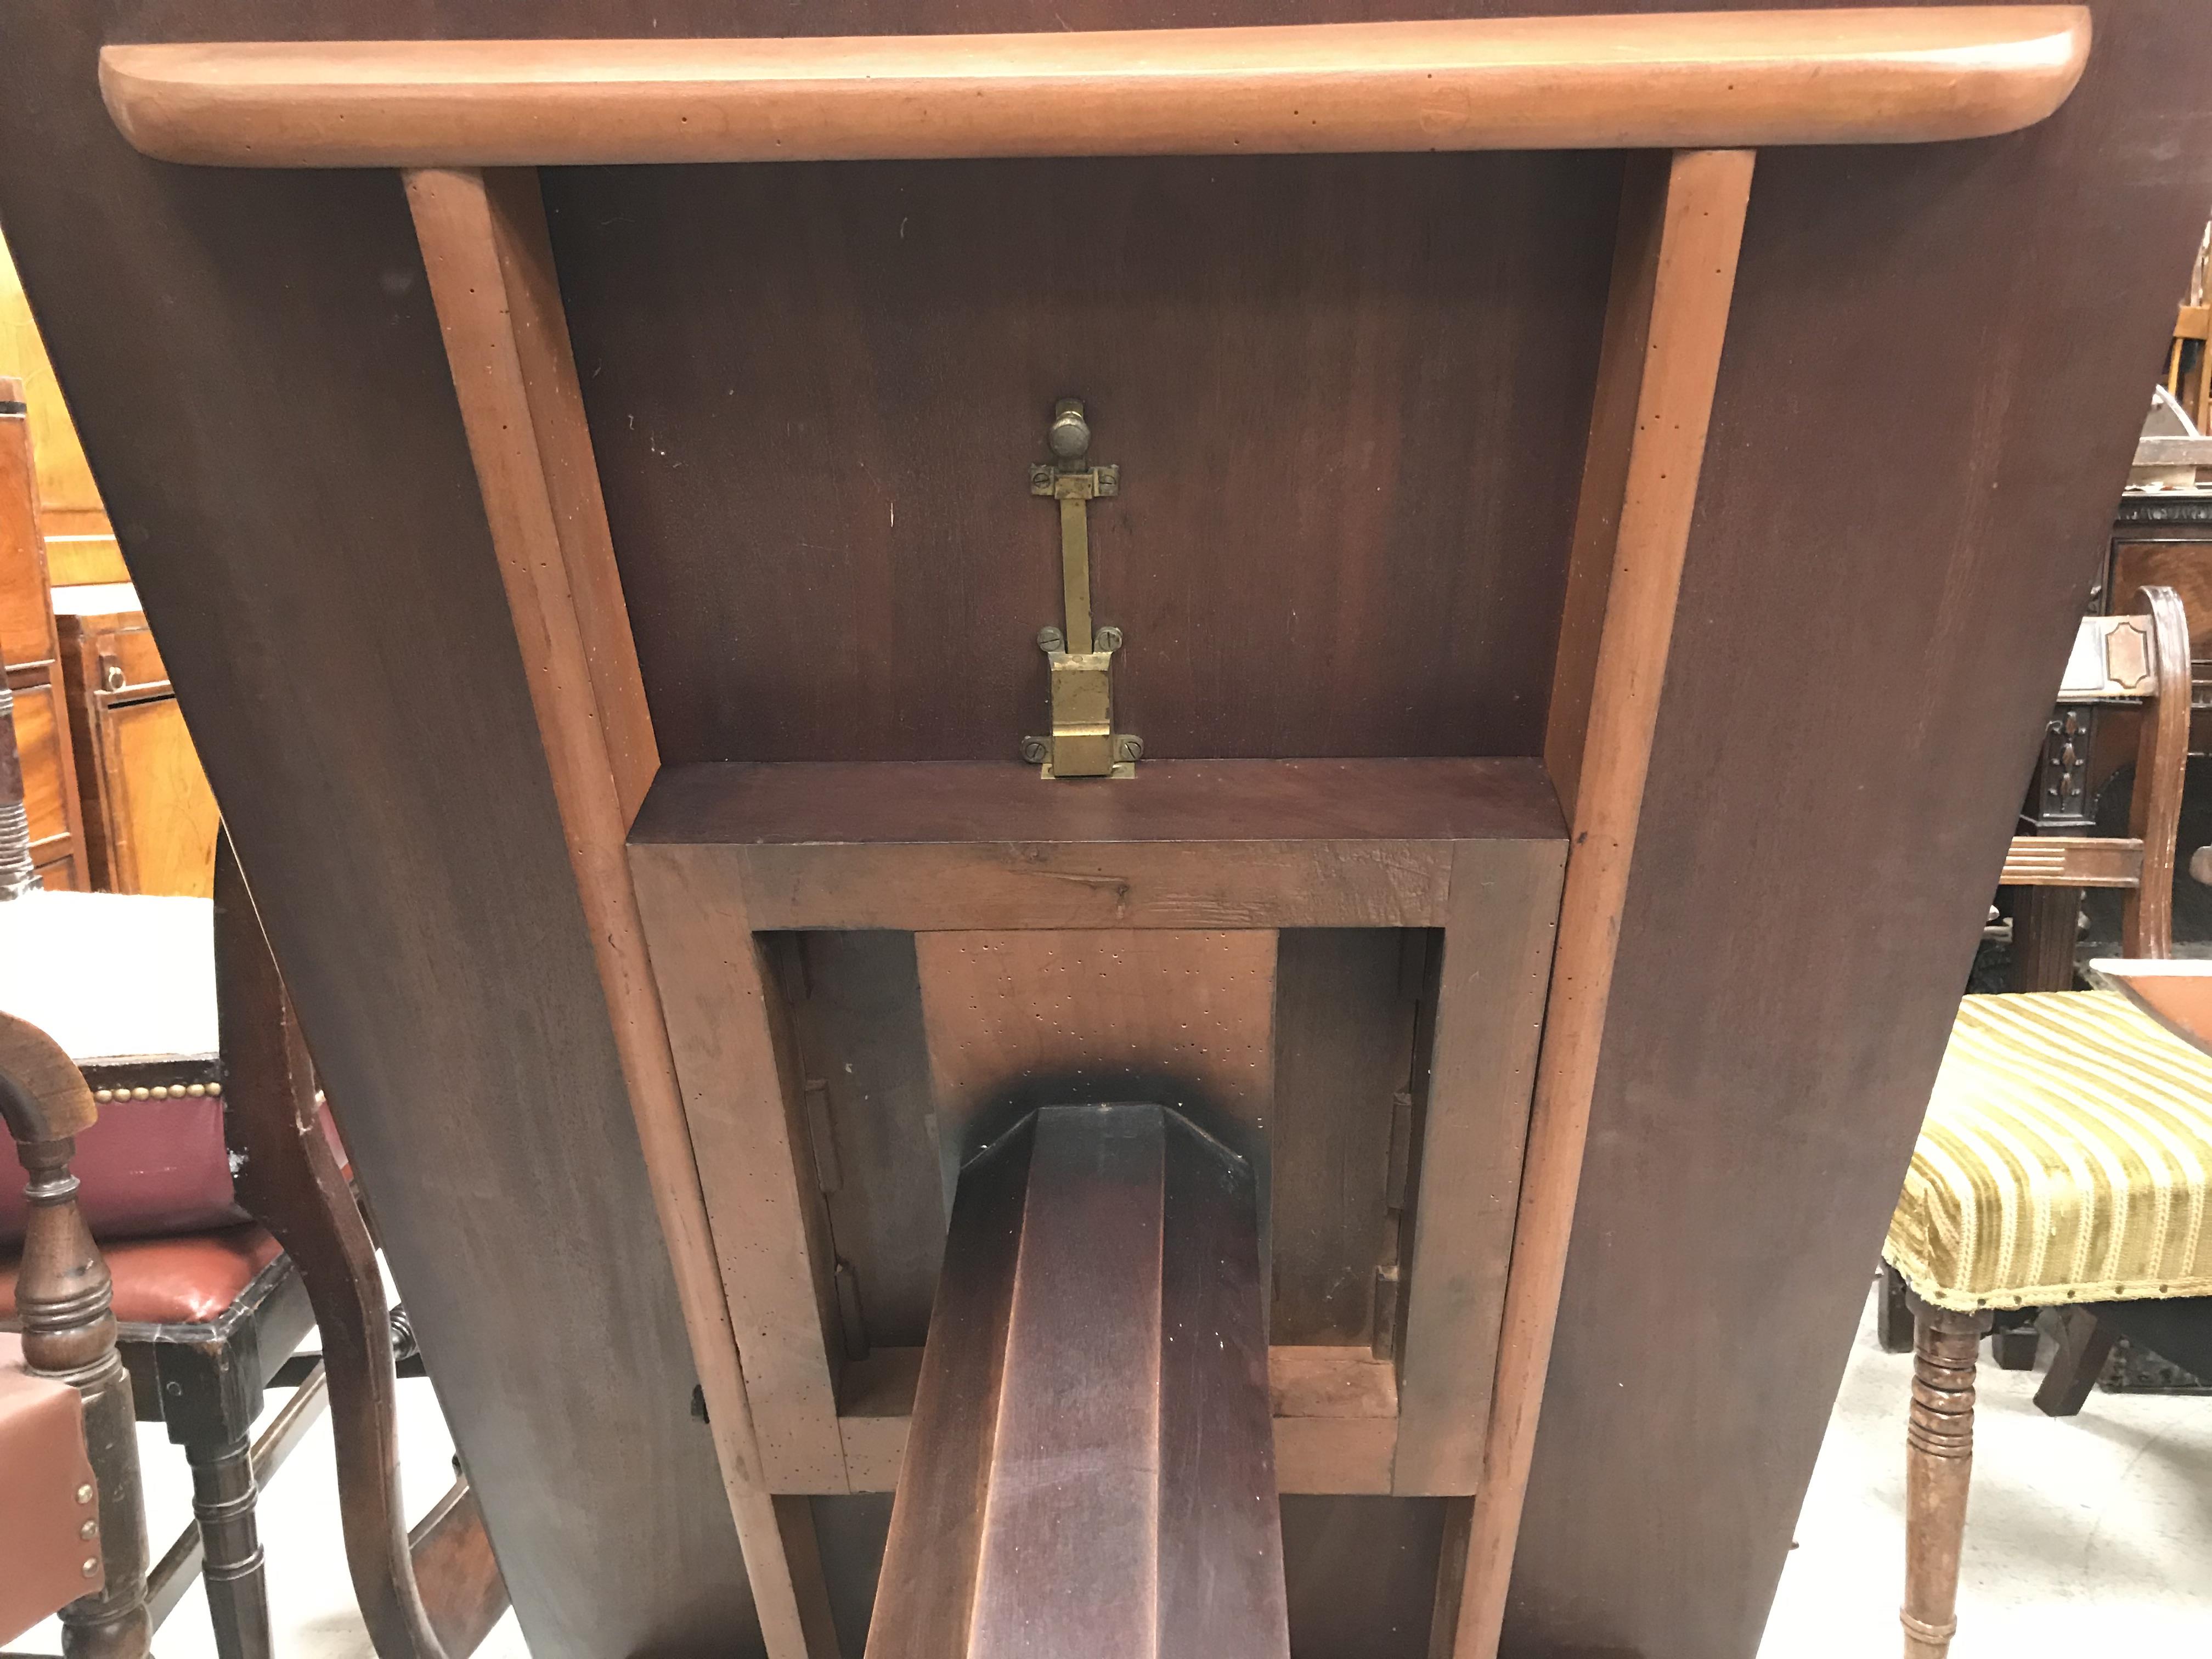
[0,1009,97,1147]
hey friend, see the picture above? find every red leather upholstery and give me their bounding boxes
[0,1224,281,1325]
[0,1092,242,1246]
[0,1331,102,1644]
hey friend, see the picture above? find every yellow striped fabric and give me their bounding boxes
[1884,991,2212,1311]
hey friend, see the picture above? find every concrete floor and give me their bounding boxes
[24,1278,2210,1657]
[1761,1282,2212,1655]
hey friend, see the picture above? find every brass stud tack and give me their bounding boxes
[76,1483,94,1504]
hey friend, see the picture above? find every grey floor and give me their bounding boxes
[24,1278,2211,1657]
[1760,1282,2212,1654]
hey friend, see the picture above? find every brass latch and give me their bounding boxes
[1021,399,1141,780]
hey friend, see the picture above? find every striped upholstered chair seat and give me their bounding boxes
[1884,989,2212,1311]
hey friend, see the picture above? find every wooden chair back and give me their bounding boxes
[2001,586,2191,959]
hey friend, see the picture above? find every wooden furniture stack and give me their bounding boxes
[6,238,219,899]
[1,232,127,590]
[0,380,87,891]
[54,586,219,898]
[7,4,2211,1657]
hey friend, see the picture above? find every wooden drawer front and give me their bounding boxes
[80,619,169,699]
[14,677,69,847]
[102,696,216,896]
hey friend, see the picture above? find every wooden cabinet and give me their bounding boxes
[0,381,86,890]
[2,230,127,587]
[54,590,217,897]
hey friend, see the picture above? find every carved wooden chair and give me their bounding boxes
[0,690,505,1659]
[1,1007,150,1659]
[1880,585,2212,1657]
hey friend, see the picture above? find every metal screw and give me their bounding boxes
[76,1483,93,1504]
[1095,625,1122,652]
[81,1519,98,1539]
[1020,737,1051,765]
[1036,627,1064,652]
[81,1558,99,1577]
[1115,735,1145,764]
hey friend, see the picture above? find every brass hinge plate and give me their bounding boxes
[1022,398,1140,780]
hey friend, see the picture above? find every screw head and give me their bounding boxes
[76,1483,94,1505]
[1036,627,1064,652]
[1095,625,1122,652]
[82,1558,99,1578]
[1048,401,1090,460]
[1115,735,1145,764]
[81,1519,99,1539]
[1020,737,1051,765]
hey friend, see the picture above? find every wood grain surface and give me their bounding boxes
[1512,7,2212,1654]
[3,3,2206,1658]
[1456,145,1756,1656]
[99,10,2089,167]
[630,758,1564,931]
[549,154,1615,765]
[916,929,1277,1181]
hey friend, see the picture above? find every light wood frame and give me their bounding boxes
[97,13,2088,1657]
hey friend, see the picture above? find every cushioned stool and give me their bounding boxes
[1882,588,2207,1659]
[1883,990,2212,1656]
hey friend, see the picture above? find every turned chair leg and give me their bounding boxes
[1902,1299,1989,1659]
[188,1429,272,1659]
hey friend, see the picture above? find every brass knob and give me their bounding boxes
[1048,399,1090,461]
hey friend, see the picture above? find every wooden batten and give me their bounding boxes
[403,166,834,1659]
[1999,834,2145,889]
[1391,838,1565,1496]
[101,9,2087,168]
[1446,148,1758,1658]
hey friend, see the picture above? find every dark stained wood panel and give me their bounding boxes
[1509,7,2212,1656]
[1267,930,1415,1346]
[916,928,1277,1177]
[547,153,1617,763]
[781,931,944,1350]
[3,3,2204,1658]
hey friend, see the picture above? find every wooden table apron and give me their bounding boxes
[1,4,2204,1658]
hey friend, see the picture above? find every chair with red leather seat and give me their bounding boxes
[0,689,506,1659]
[1,1002,150,1659]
